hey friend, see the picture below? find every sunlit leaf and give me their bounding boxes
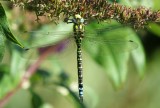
[0,3,23,48]
[129,30,146,77]
[9,47,29,85]
[120,0,154,8]
[84,22,143,88]
[153,0,160,10]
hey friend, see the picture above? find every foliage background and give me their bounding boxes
[0,0,160,108]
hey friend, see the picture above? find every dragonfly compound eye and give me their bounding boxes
[80,18,85,23]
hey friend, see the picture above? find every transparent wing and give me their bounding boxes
[19,24,137,60]
[20,31,74,49]
[83,27,138,56]
[19,32,76,60]
[83,37,138,56]
[18,30,75,60]
[20,24,128,49]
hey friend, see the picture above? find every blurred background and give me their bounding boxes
[1,0,160,108]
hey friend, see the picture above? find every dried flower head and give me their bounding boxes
[12,0,160,28]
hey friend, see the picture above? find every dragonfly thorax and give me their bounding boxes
[73,14,85,39]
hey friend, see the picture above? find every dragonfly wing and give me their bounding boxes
[83,24,138,55]
[20,31,74,49]
[85,24,128,35]
[20,23,129,49]
[82,36,138,56]
[19,31,76,60]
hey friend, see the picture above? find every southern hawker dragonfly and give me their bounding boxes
[20,14,138,102]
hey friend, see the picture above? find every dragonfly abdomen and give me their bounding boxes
[76,37,83,102]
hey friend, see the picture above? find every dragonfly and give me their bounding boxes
[21,14,138,102]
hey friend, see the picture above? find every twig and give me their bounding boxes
[0,46,56,107]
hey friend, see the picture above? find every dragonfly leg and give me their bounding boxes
[64,17,76,23]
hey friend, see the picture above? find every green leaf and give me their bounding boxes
[148,23,160,37]
[120,0,154,8]
[94,46,130,89]
[30,90,43,108]
[153,0,160,10]
[30,69,51,86]
[0,64,9,82]
[0,26,5,62]
[0,3,24,48]
[129,30,146,77]
[10,48,27,82]
[84,22,142,88]
[0,74,14,99]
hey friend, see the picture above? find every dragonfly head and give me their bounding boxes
[64,14,87,25]
[74,14,85,24]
